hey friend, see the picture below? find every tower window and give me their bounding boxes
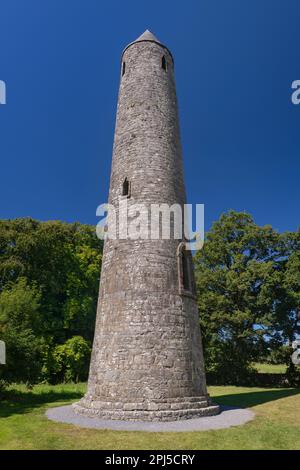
[182,248,190,291]
[162,56,167,71]
[177,242,196,297]
[122,62,126,76]
[122,177,130,197]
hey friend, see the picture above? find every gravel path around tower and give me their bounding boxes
[46,405,255,432]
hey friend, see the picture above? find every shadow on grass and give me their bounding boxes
[213,388,300,408]
[0,388,84,418]
[1,386,299,419]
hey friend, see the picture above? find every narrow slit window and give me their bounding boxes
[177,242,195,296]
[122,177,129,196]
[122,62,126,76]
[162,56,167,71]
[182,248,190,291]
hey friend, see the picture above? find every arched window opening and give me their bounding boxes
[162,56,167,71]
[122,62,126,76]
[122,177,130,197]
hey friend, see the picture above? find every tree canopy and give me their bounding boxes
[0,213,299,386]
[194,211,300,384]
[0,218,102,384]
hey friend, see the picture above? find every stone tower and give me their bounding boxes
[74,30,219,421]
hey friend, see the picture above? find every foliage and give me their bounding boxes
[195,211,299,384]
[48,336,91,383]
[0,219,102,384]
[0,212,299,386]
[265,345,291,365]
[0,278,45,384]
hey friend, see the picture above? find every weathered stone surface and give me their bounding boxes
[74,31,219,421]
[73,397,220,421]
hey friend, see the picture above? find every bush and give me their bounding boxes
[265,345,291,364]
[0,278,45,385]
[48,336,91,383]
[0,379,7,395]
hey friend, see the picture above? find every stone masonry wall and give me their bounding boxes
[74,38,219,420]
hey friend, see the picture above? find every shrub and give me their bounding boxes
[50,336,91,383]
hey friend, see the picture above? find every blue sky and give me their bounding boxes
[0,0,299,233]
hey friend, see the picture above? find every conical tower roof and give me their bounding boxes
[134,29,161,44]
[122,29,173,63]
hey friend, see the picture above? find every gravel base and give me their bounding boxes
[46,405,255,432]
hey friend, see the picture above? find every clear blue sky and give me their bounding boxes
[0,0,299,233]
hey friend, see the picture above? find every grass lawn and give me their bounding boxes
[0,382,299,450]
[252,363,287,374]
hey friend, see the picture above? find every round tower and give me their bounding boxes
[74,30,219,420]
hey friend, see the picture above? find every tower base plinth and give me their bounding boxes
[73,396,220,421]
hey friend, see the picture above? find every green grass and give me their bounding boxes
[252,363,287,374]
[0,382,299,450]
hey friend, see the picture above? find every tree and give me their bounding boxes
[0,278,44,384]
[272,230,300,384]
[50,336,91,383]
[194,211,282,384]
[0,218,103,384]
